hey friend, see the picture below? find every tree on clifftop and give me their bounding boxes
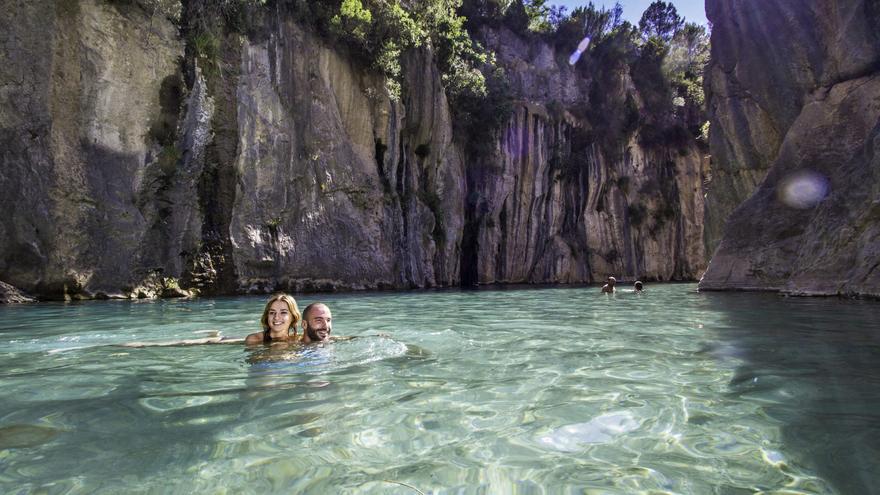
[638,0,683,42]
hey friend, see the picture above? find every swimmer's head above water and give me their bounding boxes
[301,302,333,343]
[249,293,301,344]
[601,276,616,293]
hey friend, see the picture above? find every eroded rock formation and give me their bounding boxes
[700,0,880,296]
[1,0,183,300]
[465,27,707,284]
[1,1,708,301]
[227,19,465,293]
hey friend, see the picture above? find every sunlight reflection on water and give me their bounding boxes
[1,285,879,494]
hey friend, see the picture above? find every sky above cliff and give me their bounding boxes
[551,0,708,26]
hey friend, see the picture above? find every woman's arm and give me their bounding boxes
[122,336,246,348]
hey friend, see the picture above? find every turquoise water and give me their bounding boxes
[1,284,879,494]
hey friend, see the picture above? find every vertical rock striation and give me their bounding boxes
[227,15,464,293]
[1,1,708,300]
[0,0,183,299]
[700,0,880,296]
[464,27,707,285]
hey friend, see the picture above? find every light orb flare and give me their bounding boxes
[777,170,829,209]
[568,36,591,66]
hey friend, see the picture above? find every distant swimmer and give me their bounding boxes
[601,276,616,293]
[245,293,302,345]
[633,281,644,293]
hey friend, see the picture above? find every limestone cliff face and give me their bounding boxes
[700,0,880,296]
[0,0,183,298]
[463,105,707,284]
[465,28,707,285]
[228,18,464,292]
[0,1,707,300]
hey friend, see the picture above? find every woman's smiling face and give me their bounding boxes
[267,300,293,334]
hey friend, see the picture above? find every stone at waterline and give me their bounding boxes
[0,280,36,304]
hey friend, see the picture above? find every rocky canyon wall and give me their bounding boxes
[700,0,880,296]
[464,27,707,285]
[0,0,184,299]
[228,16,465,293]
[0,1,708,300]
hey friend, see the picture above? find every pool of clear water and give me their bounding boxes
[1,284,879,494]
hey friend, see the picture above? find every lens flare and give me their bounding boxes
[577,36,591,53]
[777,170,829,209]
[568,36,591,66]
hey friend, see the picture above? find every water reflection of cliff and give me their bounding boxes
[702,292,880,495]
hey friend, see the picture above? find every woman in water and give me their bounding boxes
[245,293,302,345]
[124,293,302,347]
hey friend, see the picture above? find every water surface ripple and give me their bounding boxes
[1,285,879,494]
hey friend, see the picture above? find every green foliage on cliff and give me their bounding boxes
[542,1,708,152]
[331,0,373,42]
[449,65,514,159]
[462,0,553,33]
[665,22,710,140]
[549,2,625,53]
[461,0,703,162]
[307,0,490,101]
[325,0,422,98]
[171,0,269,83]
[165,0,707,160]
[638,0,684,42]
[421,2,491,99]
[287,0,506,149]
[191,30,221,76]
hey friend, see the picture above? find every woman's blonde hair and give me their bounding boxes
[260,293,302,338]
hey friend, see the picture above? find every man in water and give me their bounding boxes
[126,301,365,348]
[633,281,644,292]
[300,302,340,343]
[601,276,616,293]
[299,302,391,344]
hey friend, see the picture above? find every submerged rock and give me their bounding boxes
[0,424,60,449]
[537,411,640,452]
